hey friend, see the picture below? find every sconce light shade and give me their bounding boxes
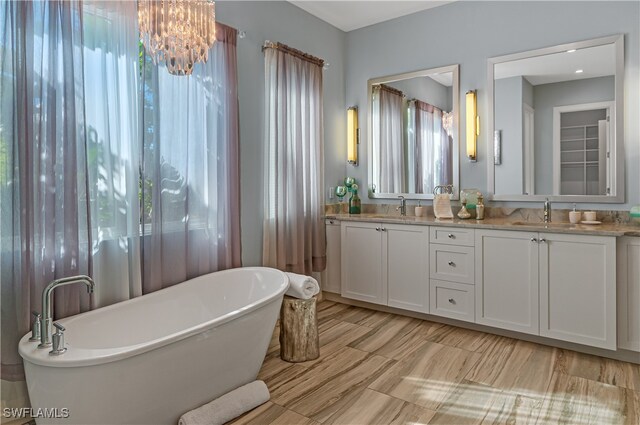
[466,90,479,162]
[347,106,359,165]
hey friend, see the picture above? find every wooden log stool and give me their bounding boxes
[279,295,320,362]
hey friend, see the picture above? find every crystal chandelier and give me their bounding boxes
[138,0,216,76]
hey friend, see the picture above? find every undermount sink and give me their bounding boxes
[511,221,576,228]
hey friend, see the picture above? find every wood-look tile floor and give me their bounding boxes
[232,300,640,425]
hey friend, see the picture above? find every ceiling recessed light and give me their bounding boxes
[575,69,584,74]
[567,49,577,53]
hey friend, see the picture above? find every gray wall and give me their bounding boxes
[494,76,524,195]
[533,76,615,194]
[217,1,345,266]
[344,1,639,209]
[218,0,638,265]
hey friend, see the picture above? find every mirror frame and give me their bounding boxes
[486,34,624,203]
[367,64,460,200]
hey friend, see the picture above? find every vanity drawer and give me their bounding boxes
[430,279,475,322]
[430,244,475,284]
[430,227,475,246]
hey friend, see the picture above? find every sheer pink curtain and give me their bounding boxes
[141,23,241,293]
[1,0,91,385]
[414,100,434,194]
[0,7,241,413]
[374,85,405,193]
[83,0,143,307]
[434,108,453,186]
[413,100,453,193]
[262,45,326,274]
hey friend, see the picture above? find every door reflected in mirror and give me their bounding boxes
[368,65,459,199]
[554,104,613,196]
[489,35,623,202]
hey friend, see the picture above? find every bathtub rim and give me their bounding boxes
[19,267,289,368]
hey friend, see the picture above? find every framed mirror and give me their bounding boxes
[487,35,624,203]
[368,64,460,200]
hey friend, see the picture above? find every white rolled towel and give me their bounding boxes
[178,380,270,425]
[285,272,319,300]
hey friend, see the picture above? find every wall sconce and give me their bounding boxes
[466,90,479,162]
[347,106,359,165]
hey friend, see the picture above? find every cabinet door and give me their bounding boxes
[322,220,341,294]
[341,222,385,305]
[475,230,539,334]
[385,224,429,313]
[617,237,640,352]
[540,233,616,349]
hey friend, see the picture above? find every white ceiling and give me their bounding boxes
[495,43,616,86]
[429,72,453,87]
[288,1,453,32]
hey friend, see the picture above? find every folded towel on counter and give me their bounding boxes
[285,272,320,300]
[178,380,270,425]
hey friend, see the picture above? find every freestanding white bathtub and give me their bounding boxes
[19,267,288,425]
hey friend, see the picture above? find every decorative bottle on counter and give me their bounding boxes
[457,201,471,219]
[476,195,485,220]
[349,189,361,214]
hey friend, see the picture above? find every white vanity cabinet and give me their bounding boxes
[341,222,385,304]
[539,233,616,350]
[617,236,640,352]
[335,217,626,354]
[476,229,616,349]
[386,224,430,312]
[475,230,539,335]
[340,222,429,312]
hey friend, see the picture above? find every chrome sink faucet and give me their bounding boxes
[38,275,95,348]
[396,196,407,216]
[544,198,552,223]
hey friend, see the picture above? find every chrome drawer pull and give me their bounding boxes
[447,233,455,239]
[448,261,455,266]
[531,237,538,243]
[448,298,456,304]
[375,227,380,231]
[539,238,547,243]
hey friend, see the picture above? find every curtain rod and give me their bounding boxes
[262,41,325,68]
[410,98,441,113]
[374,84,404,97]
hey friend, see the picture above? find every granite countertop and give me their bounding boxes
[325,213,640,237]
